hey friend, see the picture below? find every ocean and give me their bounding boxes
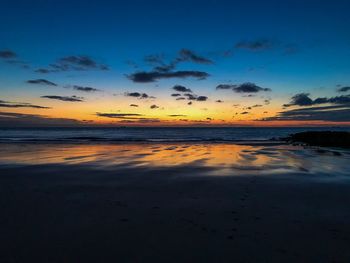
[0,127,349,143]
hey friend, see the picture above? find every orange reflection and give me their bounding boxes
[1,143,349,176]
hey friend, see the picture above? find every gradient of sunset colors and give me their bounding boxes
[1,0,350,127]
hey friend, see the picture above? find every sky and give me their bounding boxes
[0,0,350,127]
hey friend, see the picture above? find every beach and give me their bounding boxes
[1,142,350,262]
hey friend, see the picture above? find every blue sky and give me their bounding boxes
[0,0,350,126]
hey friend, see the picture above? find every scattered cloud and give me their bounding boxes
[241,111,249,114]
[72,85,100,92]
[216,100,224,103]
[129,48,213,83]
[178,49,213,64]
[118,118,161,123]
[196,96,208,101]
[216,84,233,90]
[95,112,160,123]
[125,92,155,99]
[0,100,50,109]
[150,104,159,109]
[0,111,83,127]
[337,86,350,93]
[41,95,84,102]
[175,92,209,102]
[0,49,17,59]
[235,39,274,51]
[264,99,271,105]
[184,93,197,100]
[27,79,57,86]
[130,104,139,107]
[35,55,109,73]
[216,82,271,93]
[283,93,350,107]
[168,114,187,117]
[96,113,143,119]
[260,105,350,122]
[173,85,192,93]
[171,93,181,97]
[128,70,209,83]
[0,50,30,68]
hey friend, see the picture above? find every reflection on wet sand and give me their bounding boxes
[0,143,349,176]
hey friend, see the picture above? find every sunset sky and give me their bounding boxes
[1,0,350,126]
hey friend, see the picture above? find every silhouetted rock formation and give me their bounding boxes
[286,131,350,148]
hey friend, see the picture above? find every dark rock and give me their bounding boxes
[285,131,350,148]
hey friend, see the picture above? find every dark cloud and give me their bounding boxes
[150,104,159,109]
[216,84,233,90]
[171,93,181,97]
[0,112,83,127]
[196,96,208,101]
[283,93,313,107]
[216,100,224,103]
[0,100,50,109]
[41,95,84,102]
[184,93,197,100]
[178,49,213,64]
[125,92,154,99]
[241,111,249,114]
[129,48,213,83]
[128,70,209,83]
[36,55,109,73]
[283,93,350,107]
[235,39,274,51]
[233,83,271,93]
[180,93,208,102]
[0,50,30,69]
[252,104,263,108]
[144,54,165,65]
[144,54,176,73]
[0,50,17,59]
[27,79,57,86]
[176,97,185,100]
[264,99,271,105]
[96,112,161,123]
[216,82,270,93]
[337,86,350,93]
[130,104,139,107]
[188,101,193,105]
[35,68,51,74]
[168,114,187,117]
[144,49,213,72]
[72,85,99,92]
[6,59,30,69]
[260,105,350,122]
[96,113,143,119]
[118,118,161,123]
[173,85,192,93]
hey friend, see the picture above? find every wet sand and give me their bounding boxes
[0,143,350,262]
